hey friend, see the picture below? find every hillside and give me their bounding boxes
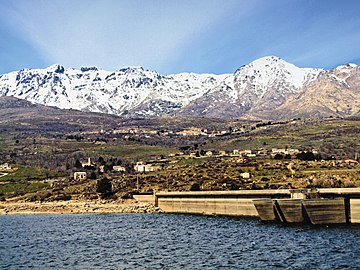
[1,99,360,201]
[0,96,123,132]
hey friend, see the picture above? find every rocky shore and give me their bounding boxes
[0,199,162,215]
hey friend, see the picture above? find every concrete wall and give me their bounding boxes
[156,190,290,217]
[156,189,291,198]
[157,196,258,217]
[133,194,155,203]
[318,188,360,195]
[350,199,360,223]
[155,189,360,222]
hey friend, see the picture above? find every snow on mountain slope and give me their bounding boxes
[264,63,360,120]
[233,56,322,113]
[3,56,357,120]
[178,56,323,117]
[234,56,321,96]
[0,65,228,117]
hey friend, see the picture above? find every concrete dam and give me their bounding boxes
[135,188,360,225]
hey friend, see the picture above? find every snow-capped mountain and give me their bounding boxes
[0,56,359,119]
[265,63,360,119]
[178,56,322,117]
[0,64,228,117]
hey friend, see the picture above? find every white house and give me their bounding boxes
[205,151,213,157]
[113,166,126,172]
[74,172,87,181]
[81,158,93,167]
[240,172,251,179]
[134,162,160,173]
[240,150,252,156]
[271,148,300,156]
[0,163,11,170]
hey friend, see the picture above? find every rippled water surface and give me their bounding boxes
[1,213,360,269]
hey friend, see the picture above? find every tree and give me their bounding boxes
[89,171,97,180]
[98,156,106,165]
[179,145,190,151]
[296,151,321,161]
[116,159,123,165]
[75,159,82,169]
[96,178,112,198]
[190,183,201,191]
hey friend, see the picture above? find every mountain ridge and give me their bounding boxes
[0,56,359,119]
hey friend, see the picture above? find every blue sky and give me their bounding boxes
[1,0,359,74]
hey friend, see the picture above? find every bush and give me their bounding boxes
[296,151,322,161]
[75,159,82,169]
[190,183,201,191]
[89,172,97,179]
[96,178,112,198]
[27,191,52,202]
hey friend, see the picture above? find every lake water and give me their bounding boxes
[1,213,359,269]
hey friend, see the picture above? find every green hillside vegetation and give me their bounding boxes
[0,98,359,201]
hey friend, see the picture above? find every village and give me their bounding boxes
[17,143,358,202]
[71,146,322,181]
[77,119,290,142]
[1,116,360,202]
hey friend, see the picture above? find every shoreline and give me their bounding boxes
[0,199,162,215]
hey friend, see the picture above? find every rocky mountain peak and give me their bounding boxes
[80,66,99,72]
[46,64,66,74]
[235,56,322,89]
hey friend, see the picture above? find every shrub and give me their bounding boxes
[190,183,201,191]
[96,178,112,198]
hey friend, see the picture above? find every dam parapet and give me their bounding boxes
[147,188,360,225]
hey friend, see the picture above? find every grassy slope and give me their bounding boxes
[1,97,360,199]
